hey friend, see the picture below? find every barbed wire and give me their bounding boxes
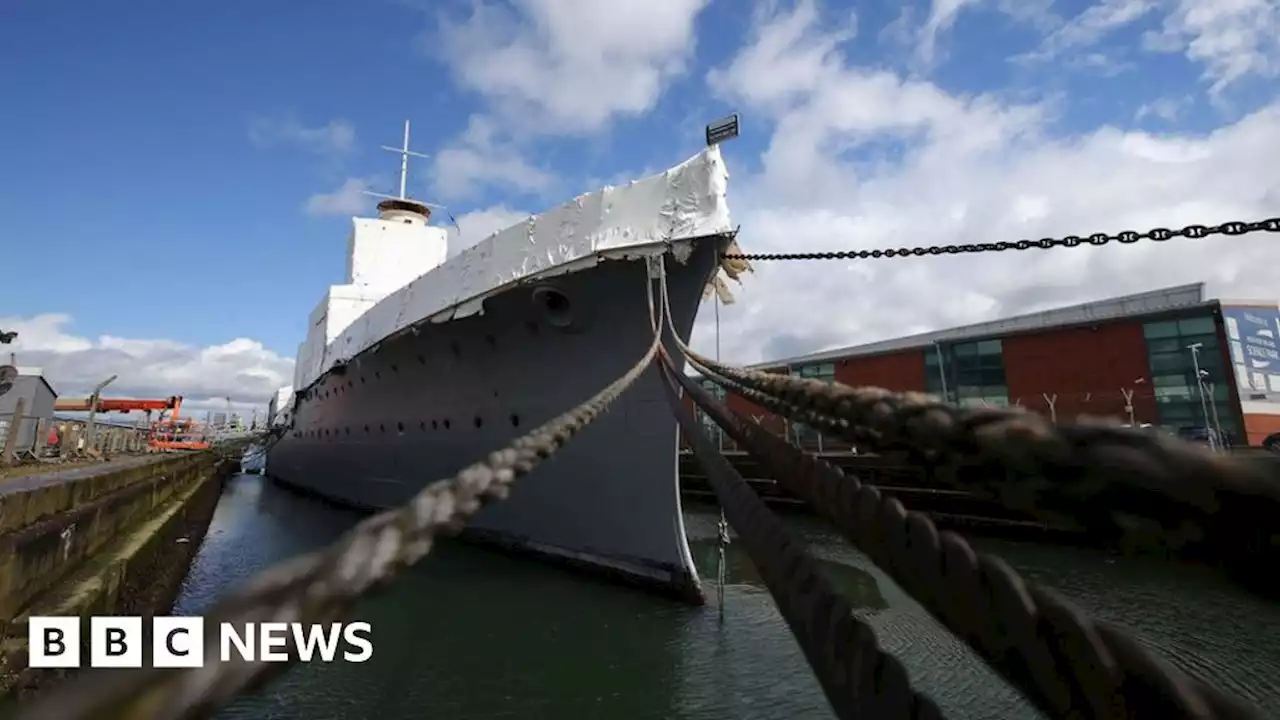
[721,218,1280,261]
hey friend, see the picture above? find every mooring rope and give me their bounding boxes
[9,237,1277,720]
[14,274,668,720]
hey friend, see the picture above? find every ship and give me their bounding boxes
[265,119,742,603]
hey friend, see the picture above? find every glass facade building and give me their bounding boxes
[915,310,1238,440]
[925,339,1010,407]
[1140,314,1237,440]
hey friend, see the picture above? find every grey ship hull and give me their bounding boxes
[266,239,726,603]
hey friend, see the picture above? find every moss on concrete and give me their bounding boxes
[0,455,229,702]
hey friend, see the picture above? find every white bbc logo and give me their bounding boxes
[28,616,372,667]
[28,616,203,668]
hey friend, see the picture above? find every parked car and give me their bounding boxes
[1263,432,1280,454]
[1176,425,1229,447]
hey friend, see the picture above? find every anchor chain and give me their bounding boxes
[667,349,1263,719]
[721,217,1280,261]
[679,348,1280,598]
[16,327,665,720]
[11,236,1280,720]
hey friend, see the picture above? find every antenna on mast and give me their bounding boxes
[364,119,431,202]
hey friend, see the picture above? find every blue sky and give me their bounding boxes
[2,0,1278,410]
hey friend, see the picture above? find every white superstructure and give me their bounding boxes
[291,132,731,393]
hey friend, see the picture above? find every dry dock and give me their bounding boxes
[0,452,232,699]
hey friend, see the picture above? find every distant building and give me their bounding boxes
[696,283,1280,447]
[0,366,57,455]
[212,412,228,427]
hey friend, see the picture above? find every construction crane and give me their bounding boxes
[54,395,183,414]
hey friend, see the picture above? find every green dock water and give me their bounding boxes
[168,474,1278,720]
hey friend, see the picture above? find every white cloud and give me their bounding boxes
[426,0,711,200]
[917,0,981,66]
[430,116,555,201]
[447,204,530,255]
[1004,0,1280,93]
[0,314,292,410]
[248,117,356,156]
[436,0,710,134]
[691,0,1280,366]
[1030,0,1158,61]
[1135,95,1194,121]
[305,177,375,216]
[1144,0,1280,94]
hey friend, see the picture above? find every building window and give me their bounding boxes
[953,339,1008,407]
[797,362,835,381]
[1142,314,1236,442]
[924,340,1007,406]
[1143,321,1180,339]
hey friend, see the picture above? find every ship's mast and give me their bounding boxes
[361,120,441,223]
[367,119,431,203]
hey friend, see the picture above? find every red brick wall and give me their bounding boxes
[835,349,928,392]
[1002,321,1156,423]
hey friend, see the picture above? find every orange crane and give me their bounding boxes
[52,395,210,452]
[54,395,184,414]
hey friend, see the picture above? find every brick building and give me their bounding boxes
[693,283,1280,447]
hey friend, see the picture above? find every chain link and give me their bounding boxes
[721,218,1280,261]
[12,233,1280,720]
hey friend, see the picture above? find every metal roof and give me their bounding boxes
[14,366,57,398]
[751,282,1211,369]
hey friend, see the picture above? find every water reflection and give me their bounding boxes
[686,535,888,613]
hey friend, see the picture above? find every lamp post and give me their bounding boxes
[1200,369,1225,449]
[933,341,949,403]
[85,374,118,453]
[1186,343,1216,452]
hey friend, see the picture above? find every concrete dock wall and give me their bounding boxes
[0,452,231,699]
